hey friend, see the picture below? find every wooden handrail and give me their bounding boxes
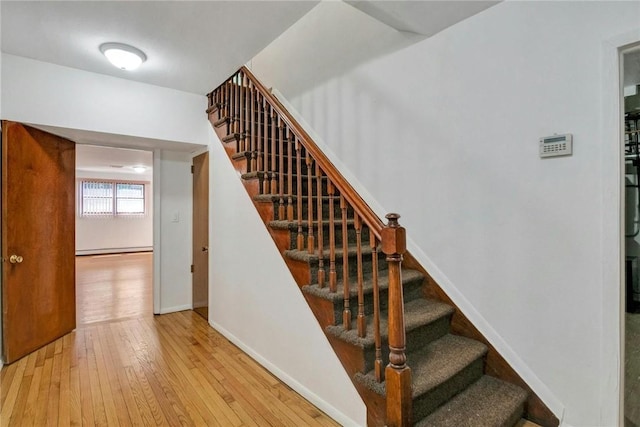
[239,66,385,238]
[208,67,411,426]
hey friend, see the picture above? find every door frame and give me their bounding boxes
[603,33,640,426]
[619,40,640,427]
[191,150,209,319]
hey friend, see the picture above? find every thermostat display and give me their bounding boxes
[540,133,572,158]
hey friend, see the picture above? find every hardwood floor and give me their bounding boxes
[76,252,153,325]
[1,253,339,426]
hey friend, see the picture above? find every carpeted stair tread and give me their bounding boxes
[355,334,487,397]
[414,375,528,427]
[261,195,333,204]
[269,218,356,230]
[325,299,453,348]
[303,268,424,302]
[231,151,252,160]
[242,172,328,181]
[284,245,375,263]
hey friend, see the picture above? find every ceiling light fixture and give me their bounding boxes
[132,166,147,173]
[100,42,146,71]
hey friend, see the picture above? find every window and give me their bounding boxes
[116,183,145,215]
[80,180,146,217]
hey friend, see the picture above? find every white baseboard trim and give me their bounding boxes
[159,304,192,315]
[76,246,153,256]
[271,86,565,423]
[210,320,363,427]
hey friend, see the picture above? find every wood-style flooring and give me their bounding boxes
[76,252,153,325]
[1,253,339,426]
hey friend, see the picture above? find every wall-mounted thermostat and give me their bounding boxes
[539,133,572,158]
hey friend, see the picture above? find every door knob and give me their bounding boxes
[202,246,208,252]
[9,255,23,264]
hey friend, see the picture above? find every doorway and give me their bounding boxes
[75,145,154,326]
[192,152,209,320]
[623,47,640,427]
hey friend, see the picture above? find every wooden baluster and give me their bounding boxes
[306,154,315,254]
[341,195,350,330]
[296,140,304,251]
[355,215,365,337]
[262,100,270,194]
[236,73,242,152]
[217,88,222,120]
[244,72,250,153]
[278,119,285,220]
[270,110,278,195]
[207,91,213,111]
[236,72,241,137]
[371,233,382,381]
[257,93,263,173]
[382,213,411,427]
[232,74,237,133]
[250,81,257,172]
[226,79,232,134]
[287,131,294,222]
[316,164,325,288]
[328,182,337,293]
[239,72,246,152]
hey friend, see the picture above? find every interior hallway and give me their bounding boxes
[1,253,339,426]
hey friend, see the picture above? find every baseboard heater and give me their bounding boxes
[75,246,153,256]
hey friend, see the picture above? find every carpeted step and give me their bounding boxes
[326,298,454,372]
[356,334,487,421]
[284,244,387,285]
[305,269,426,323]
[414,375,528,427]
[270,218,368,247]
[263,195,350,221]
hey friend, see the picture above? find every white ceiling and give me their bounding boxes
[1,1,318,95]
[2,0,504,172]
[345,1,498,36]
[76,144,154,179]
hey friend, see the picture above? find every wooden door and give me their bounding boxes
[192,152,209,320]
[2,121,76,364]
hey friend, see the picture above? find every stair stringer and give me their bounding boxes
[207,127,367,426]
[269,87,561,427]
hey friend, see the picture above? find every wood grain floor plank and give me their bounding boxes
[46,346,63,426]
[33,356,53,426]
[1,253,340,427]
[0,357,27,425]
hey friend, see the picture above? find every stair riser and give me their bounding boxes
[281,223,371,249]
[361,315,451,373]
[413,357,484,422]
[306,251,389,286]
[271,198,352,222]
[332,278,423,326]
[245,175,331,199]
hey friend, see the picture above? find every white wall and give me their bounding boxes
[155,150,193,314]
[1,54,205,317]
[251,2,640,426]
[1,54,208,145]
[208,127,366,426]
[76,170,153,255]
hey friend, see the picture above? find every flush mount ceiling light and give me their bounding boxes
[99,42,146,71]
[132,166,147,173]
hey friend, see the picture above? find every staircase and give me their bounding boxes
[206,67,556,427]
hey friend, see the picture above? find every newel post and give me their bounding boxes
[381,213,412,427]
